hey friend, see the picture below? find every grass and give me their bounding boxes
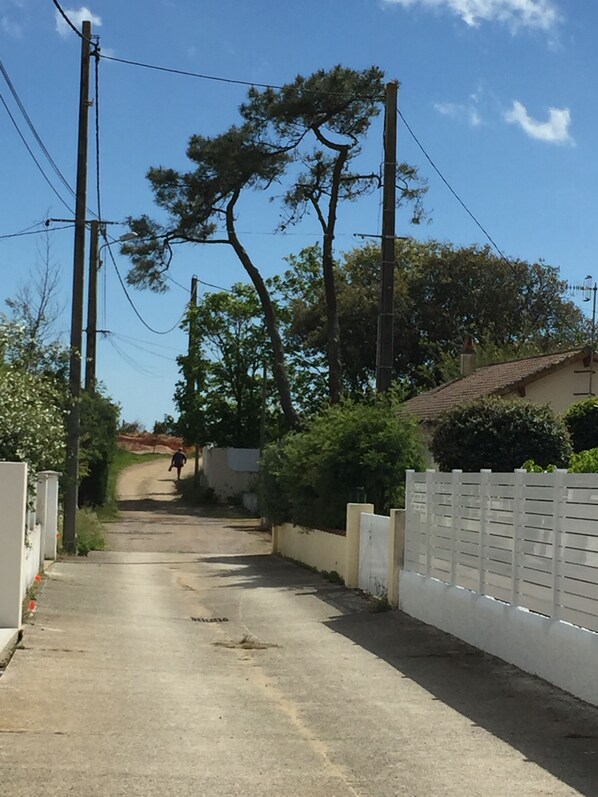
[75,507,107,555]
[96,448,168,521]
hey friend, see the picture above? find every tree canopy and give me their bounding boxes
[283,240,587,394]
[124,65,426,423]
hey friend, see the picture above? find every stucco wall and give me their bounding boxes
[203,447,259,498]
[274,523,347,579]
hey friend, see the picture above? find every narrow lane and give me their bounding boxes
[2,459,598,795]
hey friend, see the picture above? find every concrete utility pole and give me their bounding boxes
[375,81,398,393]
[63,20,92,553]
[84,219,101,393]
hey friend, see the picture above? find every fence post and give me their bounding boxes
[425,469,435,576]
[512,468,526,607]
[345,502,374,588]
[551,470,567,620]
[0,462,27,629]
[450,469,462,585]
[388,508,405,607]
[478,469,491,595]
[37,471,60,562]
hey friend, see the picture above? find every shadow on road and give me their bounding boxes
[198,551,598,797]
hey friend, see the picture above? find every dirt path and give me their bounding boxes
[105,456,270,555]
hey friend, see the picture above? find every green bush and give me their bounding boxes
[431,397,572,472]
[260,395,424,529]
[563,398,598,453]
[78,391,120,507]
[569,448,598,473]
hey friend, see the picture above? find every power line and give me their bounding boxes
[0,223,74,241]
[397,108,510,264]
[51,0,95,44]
[0,86,73,213]
[0,56,76,200]
[103,236,186,335]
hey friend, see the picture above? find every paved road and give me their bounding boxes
[2,460,598,795]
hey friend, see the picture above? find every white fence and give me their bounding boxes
[0,463,60,651]
[358,513,390,597]
[401,469,598,707]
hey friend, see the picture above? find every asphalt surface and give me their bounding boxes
[2,458,598,795]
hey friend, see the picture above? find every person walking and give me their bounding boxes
[169,448,187,480]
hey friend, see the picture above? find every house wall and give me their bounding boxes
[504,358,592,414]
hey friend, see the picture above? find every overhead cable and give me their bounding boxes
[397,108,510,264]
[0,87,73,213]
[0,56,76,200]
[103,237,186,335]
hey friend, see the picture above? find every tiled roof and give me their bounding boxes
[401,348,587,422]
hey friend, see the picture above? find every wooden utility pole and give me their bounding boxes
[63,20,92,553]
[84,219,100,393]
[375,81,398,393]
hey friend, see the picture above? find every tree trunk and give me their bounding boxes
[321,147,349,404]
[226,196,300,430]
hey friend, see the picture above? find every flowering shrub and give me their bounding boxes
[0,365,65,481]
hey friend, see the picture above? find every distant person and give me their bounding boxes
[169,448,187,480]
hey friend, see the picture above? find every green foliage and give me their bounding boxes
[563,398,598,453]
[431,398,572,472]
[78,391,120,508]
[175,284,272,447]
[569,448,598,473]
[153,415,177,435]
[284,241,586,395]
[0,366,65,481]
[260,394,424,529]
[521,459,558,473]
[75,508,106,556]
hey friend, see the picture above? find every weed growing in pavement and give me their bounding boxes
[73,508,106,556]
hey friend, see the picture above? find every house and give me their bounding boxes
[402,341,595,464]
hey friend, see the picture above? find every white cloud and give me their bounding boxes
[384,0,560,31]
[434,100,482,126]
[1,15,22,36]
[55,6,101,38]
[504,100,573,144]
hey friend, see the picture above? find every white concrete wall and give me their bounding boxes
[22,524,42,599]
[203,447,259,498]
[0,462,27,629]
[400,570,598,708]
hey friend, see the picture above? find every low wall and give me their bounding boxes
[274,523,347,579]
[400,570,598,708]
[203,447,259,498]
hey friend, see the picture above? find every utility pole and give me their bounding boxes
[85,219,101,393]
[63,20,92,553]
[375,81,398,393]
[189,276,200,481]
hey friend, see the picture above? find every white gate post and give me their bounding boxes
[345,502,374,589]
[37,470,60,562]
[425,469,435,576]
[551,470,567,620]
[512,469,526,607]
[449,470,462,585]
[0,462,27,629]
[478,470,491,595]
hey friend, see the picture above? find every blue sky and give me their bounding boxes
[0,0,594,426]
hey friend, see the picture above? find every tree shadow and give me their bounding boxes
[197,552,598,795]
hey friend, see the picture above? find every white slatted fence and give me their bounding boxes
[405,469,598,634]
